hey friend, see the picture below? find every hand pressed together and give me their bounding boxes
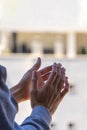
[30,63,69,115]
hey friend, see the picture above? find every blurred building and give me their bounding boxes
[0,0,87,58]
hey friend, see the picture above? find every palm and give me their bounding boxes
[37,72,44,89]
[11,57,52,103]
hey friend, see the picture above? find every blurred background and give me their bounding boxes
[0,0,87,130]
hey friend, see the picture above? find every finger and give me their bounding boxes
[57,67,66,92]
[60,77,69,98]
[50,95,59,114]
[50,77,69,115]
[39,65,52,75]
[47,64,64,109]
[50,94,61,115]
[57,63,62,68]
[31,57,41,71]
[46,63,57,85]
[50,75,64,105]
[48,91,58,109]
[49,66,65,106]
[64,77,70,91]
[57,63,62,73]
[53,64,62,88]
[42,72,51,81]
[31,71,38,91]
[61,67,66,76]
[50,86,67,115]
[60,87,68,99]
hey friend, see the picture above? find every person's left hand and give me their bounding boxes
[10,57,52,103]
[30,63,69,115]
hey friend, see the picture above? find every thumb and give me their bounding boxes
[31,57,41,71]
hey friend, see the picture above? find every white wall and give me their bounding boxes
[1,0,79,31]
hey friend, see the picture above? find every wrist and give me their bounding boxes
[31,105,52,125]
[32,103,52,115]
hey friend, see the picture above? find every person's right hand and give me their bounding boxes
[30,63,69,115]
[11,57,52,103]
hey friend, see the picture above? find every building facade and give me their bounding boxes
[0,0,87,58]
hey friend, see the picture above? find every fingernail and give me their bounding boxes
[53,62,56,68]
[52,63,57,71]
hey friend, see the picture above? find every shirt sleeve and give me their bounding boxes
[0,65,17,130]
[14,106,52,130]
[0,65,52,130]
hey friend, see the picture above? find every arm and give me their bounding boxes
[0,65,17,130]
[0,65,51,130]
[14,63,69,130]
[14,106,51,130]
[10,57,41,103]
[18,63,69,130]
[0,63,69,130]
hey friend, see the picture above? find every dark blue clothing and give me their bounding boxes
[0,65,51,130]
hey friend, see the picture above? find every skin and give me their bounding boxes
[30,63,69,115]
[11,57,69,115]
[11,57,52,103]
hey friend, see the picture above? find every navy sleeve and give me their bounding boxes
[14,106,52,130]
[0,65,17,130]
[0,65,52,130]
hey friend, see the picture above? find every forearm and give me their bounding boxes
[14,106,52,130]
